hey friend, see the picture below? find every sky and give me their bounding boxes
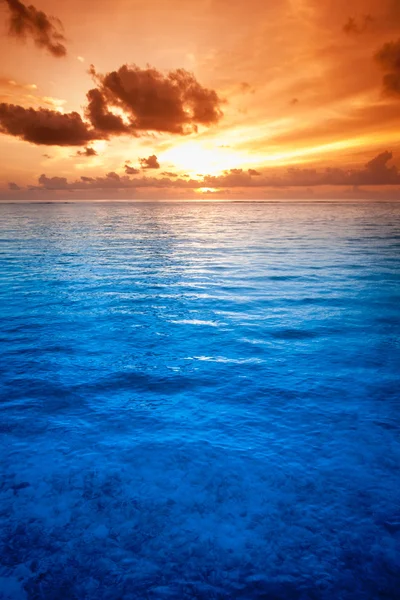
[1,0,400,200]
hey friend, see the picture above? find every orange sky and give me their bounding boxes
[1,0,400,200]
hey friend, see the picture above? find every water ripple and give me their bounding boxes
[0,201,400,599]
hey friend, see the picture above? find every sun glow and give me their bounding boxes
[160,141,244,176]
[197,187,219,193]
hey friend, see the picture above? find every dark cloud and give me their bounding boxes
[161,171,178,177]
[353,150,399,184]
[240,82,251,92]
[76,146,97,157]
[139,154,160,169]
[290,98,299,105]
[8,181,20,190]
[36,172,138,191]
[86,64,223,135]
[38,173,68,189]
[124,164,140,175]
[248,168,261,176]
[0,63,223,147]
[204,168,253,187]
[239,82,255,94]
[343,15,374,34]
[85,88,128,135]
[3,0,67,57]
[42,153,51,158]
[375,39,400,95]
[0,103,96,145]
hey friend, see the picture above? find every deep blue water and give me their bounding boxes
[0,201,399,600]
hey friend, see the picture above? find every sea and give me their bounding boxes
[0,200,399,599]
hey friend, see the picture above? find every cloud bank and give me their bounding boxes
[16,151,400,194]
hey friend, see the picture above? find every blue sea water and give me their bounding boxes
[0,200,399,600]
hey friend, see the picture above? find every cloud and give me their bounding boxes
[375,39,400,95]
[38,174,68,189]
[0,63,223,147]
[3,0,67,57]
[0,77,66,111]
[343,15,374,34]
[76,146,97,157]
[85,88,128,135]
[161,171,178,177]
[239,82,255,94]
[31,151,399,192]
[106,171,119,180]
[0,103,96,145]
[86,64,223,135]
[204,151,400,187]
[36,172,138,191]
[124,164,140,175]
[0,77,36,94]
[8,181,20,190]
[139,154,160,169]
[34,172,199,191]
[354,150,398,184]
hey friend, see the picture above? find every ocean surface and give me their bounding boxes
[0,200,399,600]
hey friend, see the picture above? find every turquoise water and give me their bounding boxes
[0,201,399,599]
